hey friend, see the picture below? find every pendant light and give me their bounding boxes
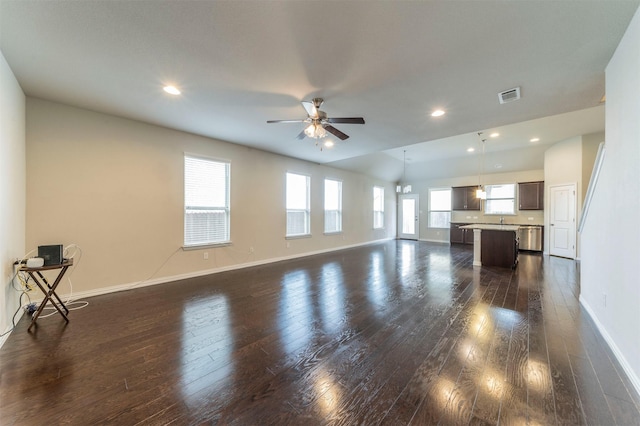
[396,150,412,194]
[476,133,487,199]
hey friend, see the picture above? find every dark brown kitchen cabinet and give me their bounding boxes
[451,186,481,210]
[464,227,475,244]
[519,181,544,210]
[480,230,518,268]
[450,223,474,245]
[450,224,464,244]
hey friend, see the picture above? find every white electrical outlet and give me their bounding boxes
[203,252,208,260]
[249,247,254,253]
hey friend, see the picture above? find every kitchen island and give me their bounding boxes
[459,224,520,268]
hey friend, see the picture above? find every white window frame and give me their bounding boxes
[484,183,516,215]
[373,186,385,229]
[324,178,342,234]
[184,154,230,248]
[286,172,311,238]
[428,188,452,229]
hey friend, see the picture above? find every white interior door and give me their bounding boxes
[549,184,576,259]
[398,194,419,240]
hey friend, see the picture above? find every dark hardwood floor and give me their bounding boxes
[1,240,639,425]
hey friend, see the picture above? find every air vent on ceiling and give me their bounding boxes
[498,87,521,104]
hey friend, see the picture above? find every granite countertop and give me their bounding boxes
[459,224,521,231]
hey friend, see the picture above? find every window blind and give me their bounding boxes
[373,186,384,229]
[484,184,515,215]
[286,172,310,236]
[428,188,451,228]
[184,156,230,246]
[324,179,342,233]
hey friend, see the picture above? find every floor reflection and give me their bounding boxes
[427,250,453,284]
[180,294,233,407]
[527,358,551,393]
[366,250,388,315]
[319,262,346,335]
[314,367,342,417]
[481,368,506,399]
[278,269,313,355]
[399,241,416,279]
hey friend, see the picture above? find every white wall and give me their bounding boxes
[410,169,544,243]
[543,136,582,255]
[580,6,640,394]
[25,98,396,297]
[0,51,26,340]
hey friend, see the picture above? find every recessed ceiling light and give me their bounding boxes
[530,137,540,142]
[324,140,334,148]
[431,109,445,117]
[163,85,181,95]
[490,132,500,138]
[467,147,475,152]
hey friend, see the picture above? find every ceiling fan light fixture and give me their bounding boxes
[304,123,326,139]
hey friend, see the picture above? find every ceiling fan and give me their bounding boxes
[267,98,365,141]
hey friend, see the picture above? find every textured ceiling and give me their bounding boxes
[1,0,637,181]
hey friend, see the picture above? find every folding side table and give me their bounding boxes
[22,259,73,331]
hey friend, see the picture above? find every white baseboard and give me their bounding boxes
[418,238,449,244]
[579,295,640,397]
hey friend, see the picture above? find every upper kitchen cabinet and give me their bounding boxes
[518,181,544,210]
[452,186,481,210]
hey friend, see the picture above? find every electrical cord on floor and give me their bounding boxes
[0,292,31,337]
[35,301,90,319]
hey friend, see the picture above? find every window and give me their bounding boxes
[429,188,451,228]
[324,179,342,233]
[184,155,230,246]
[286,172,310,237]
[373,186,384,229]
[485,183,516,214]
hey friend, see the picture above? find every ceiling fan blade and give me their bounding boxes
[325,117,365,124]
[324,125,349,140]
[296,129,307,140]
[267,119,306,124]
[301,101,318,118]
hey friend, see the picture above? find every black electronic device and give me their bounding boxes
[38,244,63,266]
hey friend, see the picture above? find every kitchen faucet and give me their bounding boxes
[500,216,504,225]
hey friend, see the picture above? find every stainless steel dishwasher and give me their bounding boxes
[519,225,543,252]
